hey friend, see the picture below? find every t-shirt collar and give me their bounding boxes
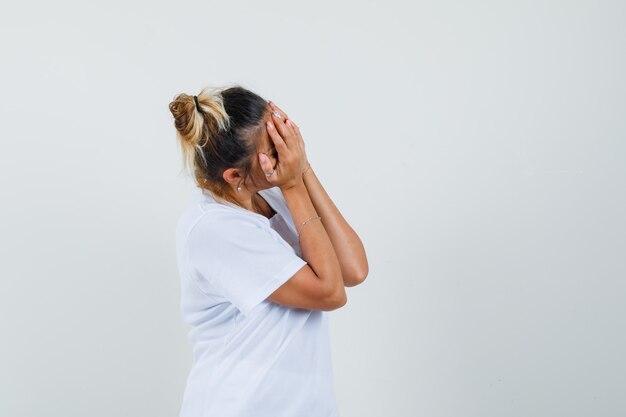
[194,187,278,225]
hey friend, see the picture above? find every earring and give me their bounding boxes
[237,181,242,192]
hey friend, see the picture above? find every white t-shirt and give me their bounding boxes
[175,186,339,417]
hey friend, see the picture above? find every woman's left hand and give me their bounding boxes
[268,101,310,175]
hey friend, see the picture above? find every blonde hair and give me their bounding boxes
[168,85,270,205]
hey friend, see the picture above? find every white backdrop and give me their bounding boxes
[1,1,624,416]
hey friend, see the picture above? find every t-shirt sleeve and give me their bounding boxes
[186,211,307,317]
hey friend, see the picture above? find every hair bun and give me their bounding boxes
[168,86,232,173]
[193,95,201,112]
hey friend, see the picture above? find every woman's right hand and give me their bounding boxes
[258,109,306,190]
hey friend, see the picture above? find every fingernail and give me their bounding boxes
[267,121,273,128]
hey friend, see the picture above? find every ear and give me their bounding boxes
[222,167,242,186]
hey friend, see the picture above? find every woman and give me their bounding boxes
[168,85,368,417]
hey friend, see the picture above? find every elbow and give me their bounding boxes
[344,263,369,288]
[336,288,348,308]
[353,267,369,285]
[325,284,348,311]
[330,291,348,311]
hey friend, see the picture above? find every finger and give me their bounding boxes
[265,120,289,151]
[267,101,296,139]
[268,101,289,120]
[258,152,276,176]
[285,119,303,145]
[271,111,294,144]
[267,101,286,122]
[286,118,300,136]
[270,103,298,135]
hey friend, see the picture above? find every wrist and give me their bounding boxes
[279,178,306,193]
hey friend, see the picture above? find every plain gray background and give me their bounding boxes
[1,1,624,416]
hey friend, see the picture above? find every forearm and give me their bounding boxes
[302,165,369,287]
[281,180,346,299]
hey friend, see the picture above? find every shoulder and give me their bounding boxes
[186,206,271,249]
[194,207,265,232]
